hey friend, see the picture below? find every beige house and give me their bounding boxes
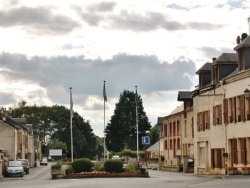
[160,105,183,172]
[0,112,42,176]
[159,24,250,175]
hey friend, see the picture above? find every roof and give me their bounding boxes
[177,91,192,101]
[12,118,26,126]
[196,63,212,74]
[157,117,163,125]
[170,105,183,115]
[146,141,159,152]
[234,35,250,50]
[213,53,238,64]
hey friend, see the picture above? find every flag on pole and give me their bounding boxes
[70,87,73,117]
[135,87,138,108]
[103,81,107,102]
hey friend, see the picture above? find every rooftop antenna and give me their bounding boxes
[236,35,240,44]
[248,17,250,35]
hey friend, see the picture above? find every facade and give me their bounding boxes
[0,112,42,172]
[159,30,250,175]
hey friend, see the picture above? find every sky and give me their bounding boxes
[0,0,249,137]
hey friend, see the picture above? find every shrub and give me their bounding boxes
[51,162,62,170]
[72,158,92,173]
[93,162,104,171]
[66,165,74,174]
[104,159,123,173]
[124,164,136,172]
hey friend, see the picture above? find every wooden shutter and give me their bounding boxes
[223,99,228,124]
[211,149,215,168]
[232,97,236,122]
[213,106,216,125]
[219,105,222,125]
[240,95,246,122]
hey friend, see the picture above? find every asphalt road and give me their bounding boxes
[1,164,250,188]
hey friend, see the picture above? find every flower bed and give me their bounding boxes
[64,171,149,179]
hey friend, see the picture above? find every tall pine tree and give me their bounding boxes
[105,90,151,152]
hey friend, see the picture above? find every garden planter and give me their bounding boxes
[228,167,238,175]
[242,167,250,175]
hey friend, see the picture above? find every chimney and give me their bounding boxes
[212,57,217,62]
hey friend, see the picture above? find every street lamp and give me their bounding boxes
[244,88,250,99]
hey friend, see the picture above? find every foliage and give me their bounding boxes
[52,141,68,154]
[115,149,145,158]
[51,162,62,170]
[139,168,147,175]
[92,162,104,171]
[149,124,161,146]
[104,159,123,173]
[67,165,74,174]
[9,103,98,159]
[124,164,137,172]
[105,90,151,152]
[72,158,92,173]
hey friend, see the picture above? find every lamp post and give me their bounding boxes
[244,88,250,99]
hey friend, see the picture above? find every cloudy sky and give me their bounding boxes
[0,0,249,137]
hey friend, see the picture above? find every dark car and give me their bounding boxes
[18,159,29,174]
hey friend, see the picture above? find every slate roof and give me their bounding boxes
[146,141,159,152]
[214,53,238,64]
[196,63,212,74]
[157,117,163,125]
[177,91,192,101]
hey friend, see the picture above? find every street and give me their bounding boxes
[1,164,250,188]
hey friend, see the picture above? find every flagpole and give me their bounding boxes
[135,86,139,165]
[70,87,73,162]
[103,81,107,160]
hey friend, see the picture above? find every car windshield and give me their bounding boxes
[8,161,22,167]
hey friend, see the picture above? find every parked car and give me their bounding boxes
[18,159,29,174]
[5,160,24,177]
[40,158,48,166]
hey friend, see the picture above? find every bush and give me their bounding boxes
[51,162,62,170]
[104,159,123,173]
[71,158,92,173]
[124,164,136,172]
[93,162,104,171]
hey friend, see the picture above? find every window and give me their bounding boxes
[164,123,168,137]
[164,140,168,150]
[211,148,223,168]
[213,105,222,125]
[231,139,238,165]
[199,146,205,166]
[240,138,247,165]
[197,111,210,131]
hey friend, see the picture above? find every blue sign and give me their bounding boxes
[142,136,150,145]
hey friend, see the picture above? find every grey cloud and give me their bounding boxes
[200,47,234,59]
[0,92,15,105]
[0,52,196,108]
[0,6,80,34]
[88,1,116,12]
[79,9,222,32]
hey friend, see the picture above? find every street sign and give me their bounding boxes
[142,136,150,145]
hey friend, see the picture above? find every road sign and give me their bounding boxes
[142,136,150,145]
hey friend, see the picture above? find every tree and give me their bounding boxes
[52,141,68,154]
[105,90,151,152]
[9,102,98,159]
[149,124,161,146]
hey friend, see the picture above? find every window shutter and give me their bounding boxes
[223,99,228,124]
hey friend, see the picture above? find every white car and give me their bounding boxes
[40,158,48,166]
[5,161,24,177]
